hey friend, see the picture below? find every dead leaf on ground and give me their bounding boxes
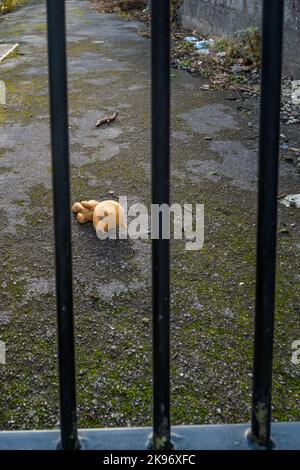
[96,111,118,128]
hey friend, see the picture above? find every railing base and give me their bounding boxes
[0,422,299,450]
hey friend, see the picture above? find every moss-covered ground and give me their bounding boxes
[0,0,299,431]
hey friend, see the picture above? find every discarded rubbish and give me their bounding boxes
[197,49,211,55]
[197,48,211,55]
[96,111,118,127]
[0,43,19,63]
[72,200,98,224]
[173,27,264,94]
[72,199,127,239]
[231,64,249,74]
[184,36,215,55]
[195,39,215,49]
[93,200,126,239]
[184,36,198,43]
[279,194,300,209]
[195,39,214,55]
[280,142,300,154]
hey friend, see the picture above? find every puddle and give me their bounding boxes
[179,104,238,136]
[186,141,257,190]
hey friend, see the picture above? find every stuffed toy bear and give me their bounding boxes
[71,200,99,224]
[93,200,126,239]
[72,199,126,239]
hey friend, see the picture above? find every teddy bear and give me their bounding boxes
[72,199,126,239]
[71,200,99,224]
[93,200,126,239]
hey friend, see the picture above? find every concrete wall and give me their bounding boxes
[179,0,300,78]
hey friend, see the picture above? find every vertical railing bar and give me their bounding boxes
[46,0,79,450]
[251,0,284,448]
[151,0,171,451]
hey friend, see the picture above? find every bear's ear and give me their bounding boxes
[83,200,99,211]
[89,200,100,210]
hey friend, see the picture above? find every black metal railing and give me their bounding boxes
[251,0,284,449]
[47,0,79,451]
[151,0,171,451]
[0,0,296,451]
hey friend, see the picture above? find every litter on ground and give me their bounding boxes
[184,36,215,55]
[0,43,19,62]
[279,194,300,208]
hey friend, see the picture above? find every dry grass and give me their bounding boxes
[213,28,261,65]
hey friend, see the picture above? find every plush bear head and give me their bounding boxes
[93,200,126,239]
